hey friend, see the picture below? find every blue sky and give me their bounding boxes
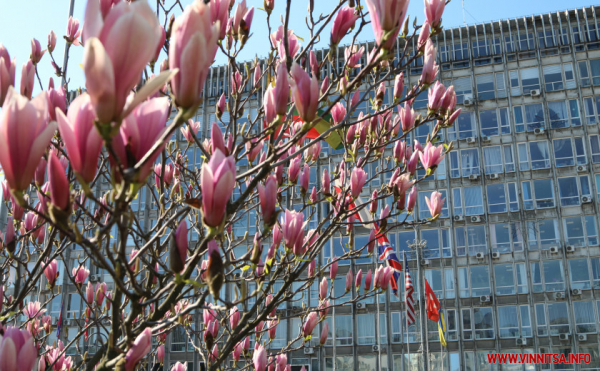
[0,0,596,96]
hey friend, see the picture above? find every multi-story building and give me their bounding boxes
[6,5,600,371]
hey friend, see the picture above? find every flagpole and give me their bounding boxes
[404,251,411,369]
[413,241,429,371]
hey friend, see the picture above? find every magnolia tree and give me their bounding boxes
[0,0,457,370]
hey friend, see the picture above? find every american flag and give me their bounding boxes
[404,252,415,325]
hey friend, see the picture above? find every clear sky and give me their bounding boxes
[0,0,596,96]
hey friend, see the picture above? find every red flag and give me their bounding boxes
[425,279,441,322]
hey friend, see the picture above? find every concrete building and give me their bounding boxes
[6,5,600,371]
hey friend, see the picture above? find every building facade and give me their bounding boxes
[6,5,600,371]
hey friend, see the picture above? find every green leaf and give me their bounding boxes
[241,265,251,271]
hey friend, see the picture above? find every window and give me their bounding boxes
[356,313,387,345]
[424,268,455,299]
[527,219,560,251]
[486,183,518,213]
[497,306,532,338]
[417,190,449,220]
[455,225,486,256]
[490,222,523,252]
[547,100,581,128]
[590,135,600,163]
[462,308,494,340]
[420,229,451,258]
[517,141,550,171]
[494,263,527,295]
[543,64,575,91]
[554,138,586,167]
[563,216,599,247]
[583,96,600,125]
[558,176,590,207]
[510,68,540,95]
[522,179,555,209]
[335,315,353,345]
[547,303,570,335]
[513,103,545,132]
[573,301,596,334]
[531,260,565,292]
[67,293,81,319]
[582,58,600,86]
[448,149,480,178]
[171,326,194,352]
[480,108,510,137]
[452,186,483,216]
[447,112,476,140]
[570,258,593,290]
[483,145,514,174]
[458,266,490,298]
[476,73,507,100]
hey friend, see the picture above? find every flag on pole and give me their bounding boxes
[404,253,415,325]
[56,302,64,339]
[425,279,446,346]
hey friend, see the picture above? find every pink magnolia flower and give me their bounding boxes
[72,265,90,285]
[365,0,409,50]
[200,149,236,228]
[30,38,46,64]
[170,219,188,273]
[125,328,153,371]
[257,175,277,225]
[330,259,338,279]
[319,277,328,300]
[350,167,367,198]
[169,0,219,109]
[56,93,102,184]
[156,345,165,364]
[288,157,301,184]
[253,344,267,371]
[44,260,58,287]
[320,322,329,345]
[110,97,170,183]
[245,138,262,163]
[365,269,372,290]
[232,342,242,362]
[264,0,275,14]
[289,63,319,123]
[230,307,240,329]
[232,0,254,38]
[0,88,56,193]
[20,60,35,100]
[417,20,431,49]
[393,72,405,101]
[181,120,201,143]
[344,45,364,69]
[424,0,446,29]
[448,108,462,126]
[66,16,82,45]
[428,81,446,111]
[407,186,417,212]
[299,163,310,193]
[419,142,445,171]
[254,63,262,86]
[86,281,94,304]
[331,102,346,125]
[302,312,319,337]
[281,209,304,250]
[440,85,456,113]
[154,163,174,188]
[425,191,445,218]
[210,0,230,40]
[308,259,316,277]
[0,326,37,371]
[23,301,45,319]
[322,168,330,194]
[270,26,300,62]
[345,270,353,292]
[310,186,318,203]
[331,6,359,46]
[421,40,439,85]
[0,44,16,106]
[47,31,57,53]
[82,0,163,123]
[47,78,67,122]
[398,102,415,132]
[367,229,376,255]
[355,269,363,291]
[96,282,107,307]
[267,319,277,340]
